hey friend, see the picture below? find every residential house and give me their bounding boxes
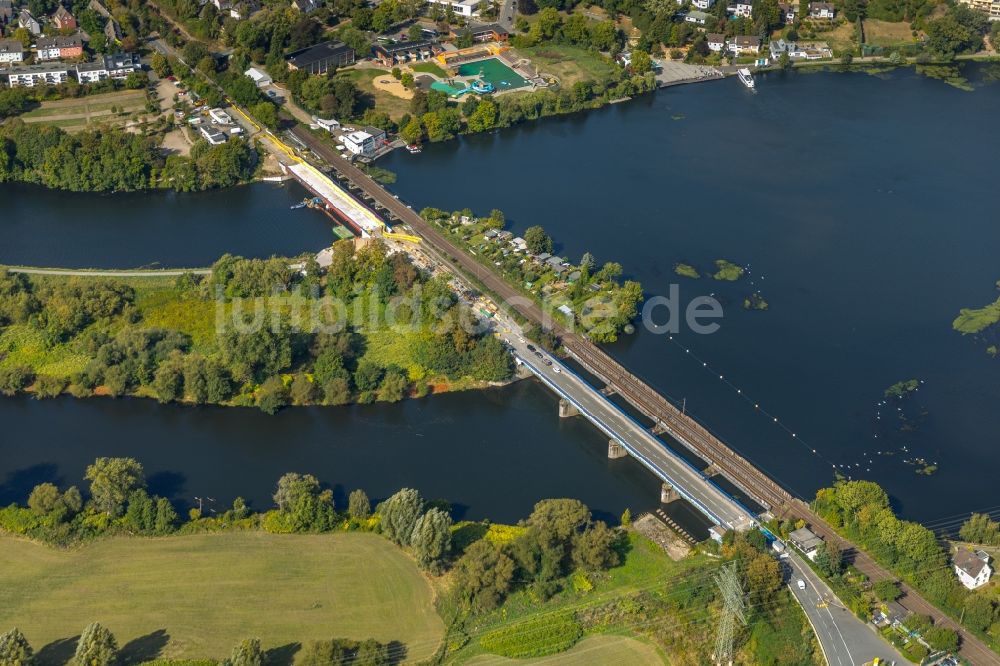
[290,0,320,11]
[770,39,831,59]
[707,33,726,51]
[778,2,798,21]
[244,66,272,87]
[788,526,824,561]
[285,40,355,74]
[0,0,13,23]
[6,62,71,86]
[75,53,140,83]
[808,1,835,17]
[427,0,482,17]
[372,40,439,66]
[684,9,711,23]
[36,34,84,61]
[733,0,754,16]
[104,18,121,44]
[18,9,41,36]
[957,0,1000,20]
[199,125,228,145]
[727,34,762,55]
[873,600,911,629]
[228,0,259,19]
[954,548,992,590]
[52,5,77,30]
[88,0,111,18]
[692,0,717,8]
[0,38,24,63]
[510,237,528,252]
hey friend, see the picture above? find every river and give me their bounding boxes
[2,64,999,529]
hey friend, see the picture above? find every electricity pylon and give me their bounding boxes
[713,562,748,666]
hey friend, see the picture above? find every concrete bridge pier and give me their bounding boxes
[704,461,722,477]
[608,440,628,459]
[650,422,668,435]
[600,385,617,396]
[661,482,679,504]
[558,398,579,418]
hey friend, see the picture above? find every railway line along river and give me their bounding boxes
[3,64,1000,529]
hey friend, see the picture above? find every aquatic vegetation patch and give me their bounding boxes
[674,263,700,279]
[712,260,745,281]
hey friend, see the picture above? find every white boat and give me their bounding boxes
[738,68,755,89]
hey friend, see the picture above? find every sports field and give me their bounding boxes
[0,532,444,662]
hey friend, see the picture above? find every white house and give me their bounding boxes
[209,107,234,125]
[692,0,716,9]
[18,9,41,36]
[244,66,272,87]
[728,34,762,55]
[789,527,824,561]
[426,0,482,17]
[341,130,377,157]
[6,63,70,87]
[0,38,24,63]
[809,1,835,17]
[684,9,711,23]
[954,548,992,590]
[313,117,341,132]
[733,0,754,17]
[707,33,726,51]
[199,125,228,145]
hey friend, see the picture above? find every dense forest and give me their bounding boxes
[0,121,258,193]
[0,242,514,411]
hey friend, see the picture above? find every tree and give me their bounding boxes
[873,578,901,602]
[256,375,290,414]
[151,52,171,77]
[0,628,33,666]
[408,23,424,41]
[251,102,279,130]
[400,116,423,144]
[411,507,453,572]
[354,360,384,392]
[28,483,61,516]
[620,508,632,528]
[273,472,321,512]
[452,539,515,612]
[73,623,118,666]
[962,593,997,632]
[524,225,553,254]
[960,513,1000,546]
[923,626,959,653]
[631,50,653,74]
[290,373,319,405]
[224,638,263,666]
[377,371,408,402]
[571,522,620,571]
[348,489,371,520]
[85,457,145,516]
[152,354,185,403]
[745,553,782,599]
[378,487,424,545]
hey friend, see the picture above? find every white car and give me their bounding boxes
[796,579,806,591]
[553,366,561,374]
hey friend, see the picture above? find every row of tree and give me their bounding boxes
[0,626,395,666]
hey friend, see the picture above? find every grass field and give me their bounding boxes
[411,62,447,78]
[465,635,666,665]
[864,19,921,47]
[20,90,149,132]
[0,532,445,662]
[339,68,411,121]
[514,45,616,86]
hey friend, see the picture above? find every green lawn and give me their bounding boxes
[411,62,447,77]
[514,45,615,86]
[0,532,445,661]
[464,634,666,665]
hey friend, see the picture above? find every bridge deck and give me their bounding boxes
[287,162,385,236]
[513,344,754,532]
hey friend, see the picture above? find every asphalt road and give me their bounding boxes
[786,552,906,666]
[509,339,753,531]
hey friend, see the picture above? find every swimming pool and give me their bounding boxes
[456,58,529,90]
[430,81,469,97]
